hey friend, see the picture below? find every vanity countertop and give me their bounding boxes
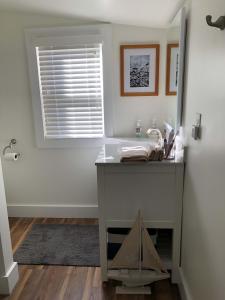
[95,138,184,165]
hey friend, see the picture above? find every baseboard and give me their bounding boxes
[0,262,19,295]
[7,204,98,218]
[178,267,193,300]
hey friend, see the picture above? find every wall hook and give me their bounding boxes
[206,15,225,30]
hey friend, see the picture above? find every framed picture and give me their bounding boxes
[120,44,160,96]
[166,43,179,96]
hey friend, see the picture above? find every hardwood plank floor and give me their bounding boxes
[0,218,181,300]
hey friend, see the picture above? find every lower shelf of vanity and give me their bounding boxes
[106,228,172,271]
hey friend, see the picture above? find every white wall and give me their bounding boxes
[0,11,177,215]
[181,0,225,299]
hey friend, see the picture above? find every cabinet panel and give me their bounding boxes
[103,169,176,221]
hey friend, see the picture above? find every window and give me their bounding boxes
[37,43,104,139]
[25,25,113,147]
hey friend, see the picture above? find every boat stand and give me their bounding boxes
[116,286,151,295]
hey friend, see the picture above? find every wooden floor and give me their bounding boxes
[0,218,181,300]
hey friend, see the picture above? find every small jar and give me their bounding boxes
[135,120,142,137]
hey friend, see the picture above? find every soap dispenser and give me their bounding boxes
[135,120,142,137]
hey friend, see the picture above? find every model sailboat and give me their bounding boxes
[108,211,170,294]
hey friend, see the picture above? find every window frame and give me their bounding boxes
[25,24,113,148]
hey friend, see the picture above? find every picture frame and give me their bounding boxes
[166,43,179,96]
[120,44,160,96]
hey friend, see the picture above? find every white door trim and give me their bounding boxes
[0,158,18,295]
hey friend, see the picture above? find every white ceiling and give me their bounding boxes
[0,0,184,28]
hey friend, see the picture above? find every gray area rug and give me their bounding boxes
[14,224,100,266]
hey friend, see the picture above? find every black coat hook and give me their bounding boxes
[206,15,225,30]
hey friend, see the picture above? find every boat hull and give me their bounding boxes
[108,269,170,287]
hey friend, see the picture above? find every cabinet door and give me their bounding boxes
[102,165,177,222]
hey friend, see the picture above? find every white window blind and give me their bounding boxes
[36,43,104,139]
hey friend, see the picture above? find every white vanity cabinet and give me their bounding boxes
[95,143,184,283]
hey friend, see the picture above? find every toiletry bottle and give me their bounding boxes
[151,118,159,141]
[136,120,142,137]
[152,118,157,129]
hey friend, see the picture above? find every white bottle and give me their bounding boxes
[136,120,142,137]
[152,118,157,129]
[151,118,160,142]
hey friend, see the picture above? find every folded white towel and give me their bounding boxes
[121,146,150,158]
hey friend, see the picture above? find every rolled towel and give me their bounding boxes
[149,150,156,161]
[158,150,164,161]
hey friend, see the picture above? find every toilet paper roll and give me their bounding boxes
[4,153,20,161]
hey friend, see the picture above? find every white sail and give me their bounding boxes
[142,227,166,272]
[110,211,166,273]
[110,216,140,269]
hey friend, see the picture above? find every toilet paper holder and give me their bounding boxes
[3,139,20,157]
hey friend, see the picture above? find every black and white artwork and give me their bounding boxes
[130,55,150,88]
[121,44,159,96]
